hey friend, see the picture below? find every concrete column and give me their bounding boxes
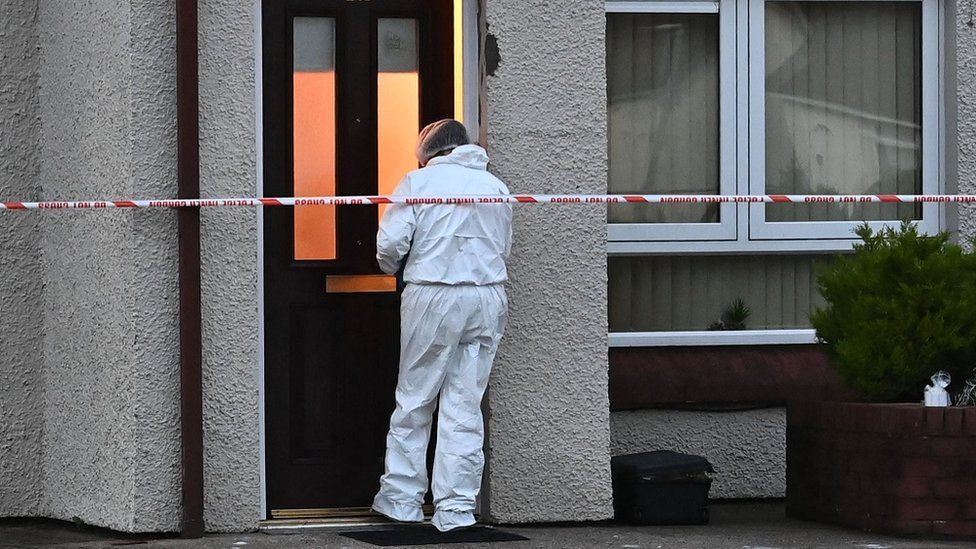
[482,0,614,524]
[957,1,976,244]
[35,0,180,532]
[0,0,43,519]
[197,0,261,532]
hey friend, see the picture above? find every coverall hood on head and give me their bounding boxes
[372,139,512,533]
[415,119,471,166]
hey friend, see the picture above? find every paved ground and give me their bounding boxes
[1,503,972,549]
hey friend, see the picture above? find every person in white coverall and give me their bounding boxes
[372,119,512,532]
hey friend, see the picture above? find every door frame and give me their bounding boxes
[254,0,483,521]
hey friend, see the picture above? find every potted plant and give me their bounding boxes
[708,298,751,331]
[787,222,976,539]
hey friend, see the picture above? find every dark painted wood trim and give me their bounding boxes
[609,345,859,410]
[177,0,203,538]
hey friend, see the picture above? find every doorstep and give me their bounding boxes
[259,505,436,535]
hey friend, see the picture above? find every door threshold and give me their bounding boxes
[260,517,401,534]
[260,506,435,535]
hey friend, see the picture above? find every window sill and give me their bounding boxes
[607,238,860,255]
[609,329,818,347]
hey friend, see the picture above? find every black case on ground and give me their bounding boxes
[611,450,715,525]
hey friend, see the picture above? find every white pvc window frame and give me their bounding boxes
[747,0,943,240]
[605,0,945,256]
[605,0,946,347]
[610,329,818,347]
[606,0,739,242]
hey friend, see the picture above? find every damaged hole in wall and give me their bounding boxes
[485,28,500,76]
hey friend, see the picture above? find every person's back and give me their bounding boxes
[372,120,512,533]
[377,144,512,285]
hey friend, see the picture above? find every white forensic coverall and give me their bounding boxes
[372,144,512,532]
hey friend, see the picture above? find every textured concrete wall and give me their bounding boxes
[483,0,613,524]
[37,0,138,530]
[198,0,261,532]
[957,1,976,244]
[35,0,180,532]
[0,0,43,518]
[128,0,181,533]
[18,0,258,532]
[611,409,787,499]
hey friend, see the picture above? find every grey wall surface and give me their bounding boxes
[483,0,613,524]
[35,0,180,532]
[198,0,261,533]
[37,0,137,530]
[128,0,181,532]
[957,1,976,244]
[0,0,43,518]
[611,409,787,499]
[3,0,261,532]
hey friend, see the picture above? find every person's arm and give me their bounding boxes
[376,176,416,275]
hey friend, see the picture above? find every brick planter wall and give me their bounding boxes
[787,401,976,539]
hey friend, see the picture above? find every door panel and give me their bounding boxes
[263,0,454,515]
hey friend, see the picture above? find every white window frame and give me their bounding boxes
[605,0,946,347]
[606,0,739,242]
[747,0,943,240]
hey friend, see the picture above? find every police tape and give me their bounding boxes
[2,194,976,211]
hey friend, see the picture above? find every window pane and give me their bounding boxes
[608,255,829,332]
[607,13,720,224]
[378,19,421,222]
[765,1,922,222]
[293,17,337,261]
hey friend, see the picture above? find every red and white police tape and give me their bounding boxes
[2,194,976,210]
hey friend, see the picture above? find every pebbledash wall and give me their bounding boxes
[612,410,788,499]
[482,0,613,523]
[0,0,177,530]
[14,0,183,532]
[0,0,612,531]
[0,0,974,534]
[0,0,43,519]
[0,0,243,531]
[196,0,262,532]
[957,0,976,247]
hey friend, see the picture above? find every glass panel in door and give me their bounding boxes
[293,17,337,260]
[377,18,420,220]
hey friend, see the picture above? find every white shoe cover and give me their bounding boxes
[372,494,424,523]
[432,509,477,532]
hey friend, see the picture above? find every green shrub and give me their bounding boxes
[811,222,976,402]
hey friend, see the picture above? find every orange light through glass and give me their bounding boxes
[378,20,421,221]
[378,73,420,220]
[293,18,337,261]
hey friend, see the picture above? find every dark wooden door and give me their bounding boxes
[263,0,454,516]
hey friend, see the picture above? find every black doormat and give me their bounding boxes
[339,525,528,546]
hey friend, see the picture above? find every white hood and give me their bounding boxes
[426,144,490,171]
